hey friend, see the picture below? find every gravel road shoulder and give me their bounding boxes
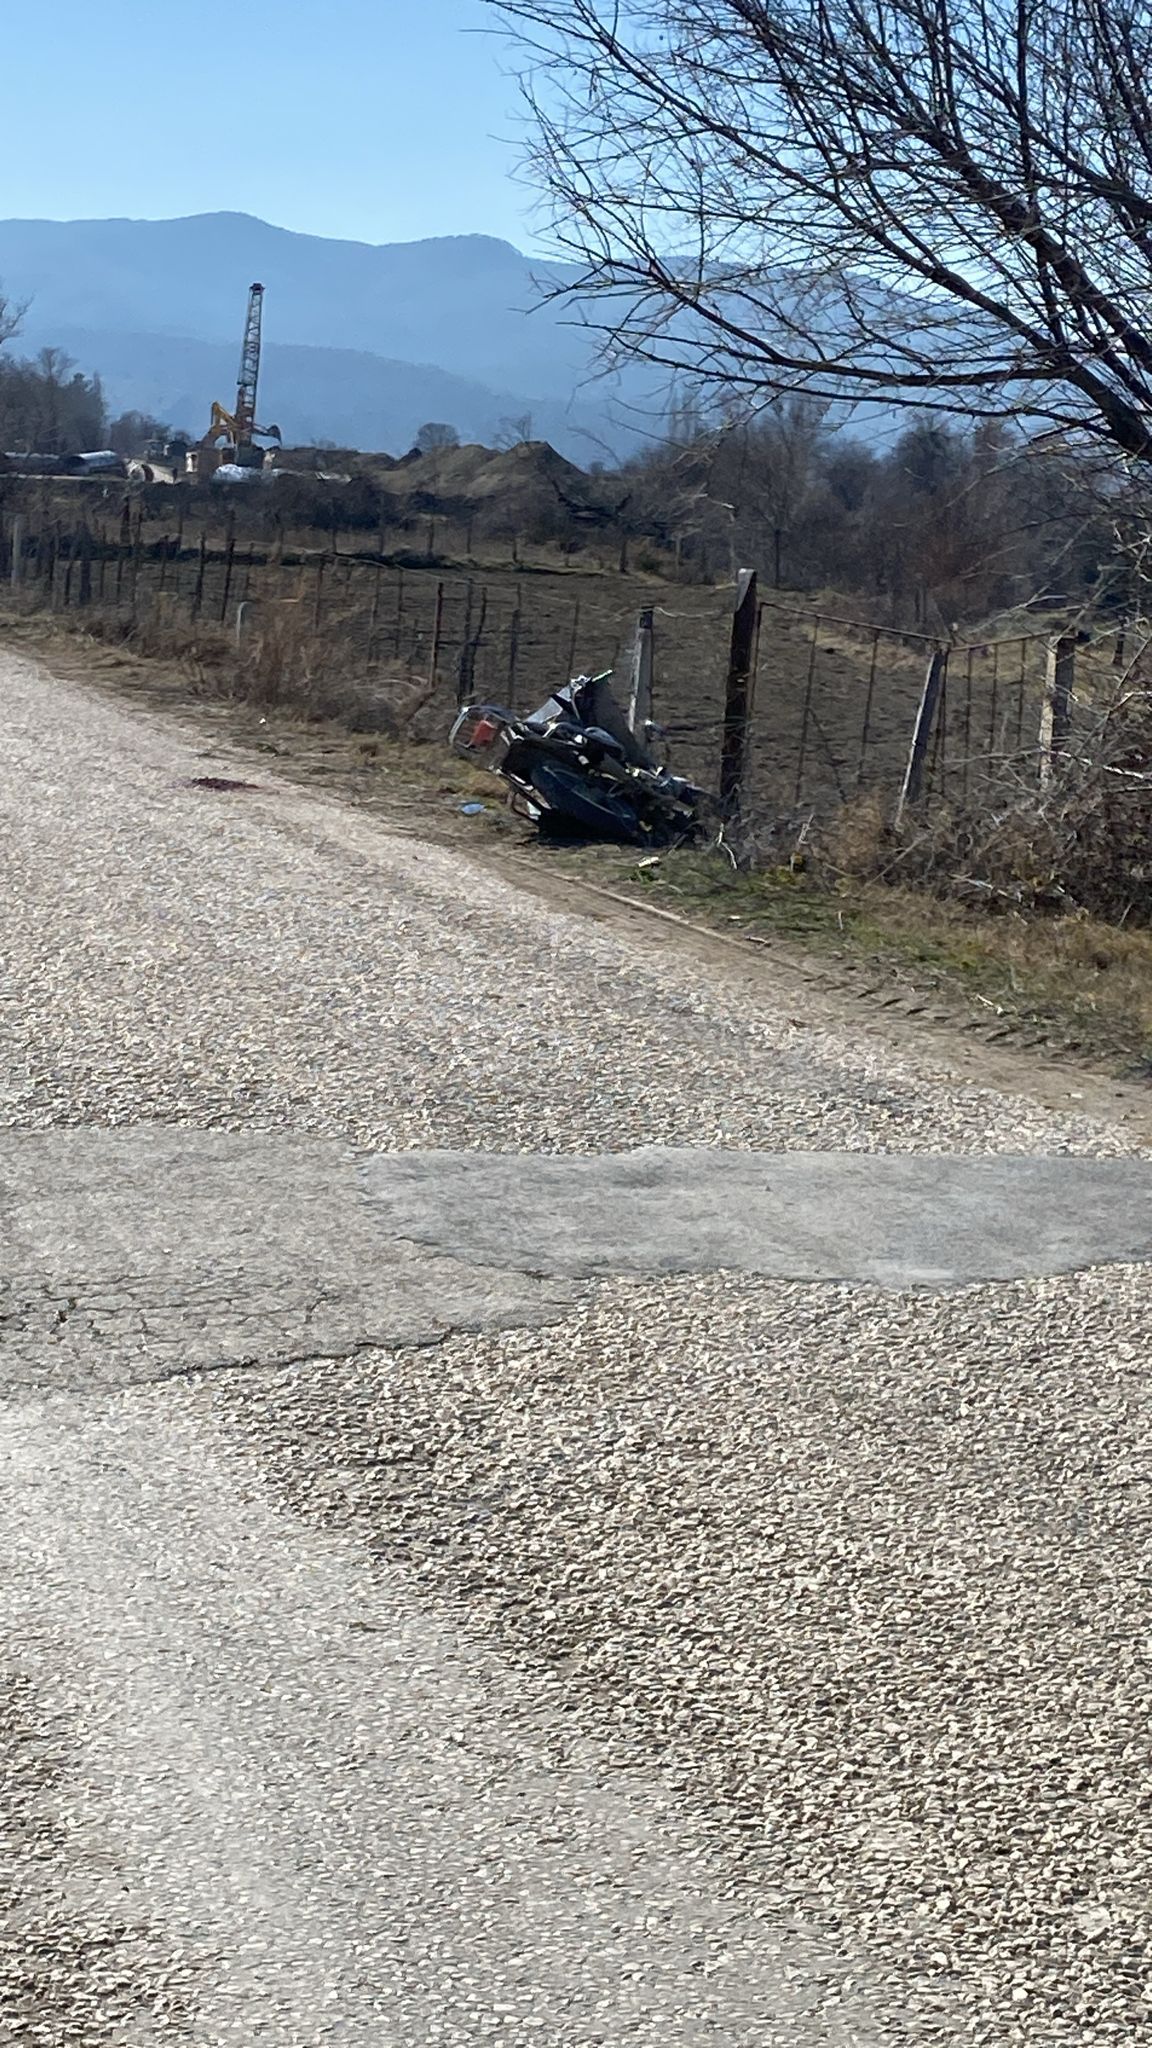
[3,643,1151,2047]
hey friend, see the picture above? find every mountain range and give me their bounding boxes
[0,211,661,459]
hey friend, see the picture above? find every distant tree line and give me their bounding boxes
[620,400,1126,629]
[0,347,106,455]
[0,290,175,457]
[0,270,1123,627]
[0,347,177,458]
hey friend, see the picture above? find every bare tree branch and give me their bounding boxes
[490,0,1152,460]
[0,287,26,349]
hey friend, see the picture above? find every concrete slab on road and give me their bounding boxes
[0,1125,576,1394]
[5,1131,1151,1397]
[360,1146,1152,1284]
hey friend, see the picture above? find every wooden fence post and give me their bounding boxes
[627,606,655,737]
[9,515,24,589]
[719,568,758,814]
[429,580,445,689]
[393,567,406,655]
[457,584,488,704]
[507,599,522,709]
[78,525,93,606]
[129,507,143,618]
[218,533,237,624]
[856,629,881,792]
[367,558,383,670]
[794,613,820,806]
[456,581,475,701]
[895,644,948,826]
[191,531,206,619]
[566,599,582,679]
[1038,633,1076,786]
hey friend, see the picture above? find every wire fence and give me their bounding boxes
[1,507,1098,821]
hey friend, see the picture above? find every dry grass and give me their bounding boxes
[547,841,1152,1072]
[818,679,1152,928]
[62,598,436,737]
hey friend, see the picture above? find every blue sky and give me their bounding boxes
[2,1,538,247]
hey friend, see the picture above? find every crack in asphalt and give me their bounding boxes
[109,1323,464,1394]
[0,1268,570,1397]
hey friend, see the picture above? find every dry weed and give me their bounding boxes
[826,686,1152,926]
[76,600,429,738]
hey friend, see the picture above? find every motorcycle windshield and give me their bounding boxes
[526,676,656,769]
[583,674,657,769]
[526,703,567,734]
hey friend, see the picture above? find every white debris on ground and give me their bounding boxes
[1,647,1150,2047]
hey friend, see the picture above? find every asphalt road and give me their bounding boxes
[2,647,1151,2047]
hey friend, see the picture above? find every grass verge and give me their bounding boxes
[533,843,1152,1076]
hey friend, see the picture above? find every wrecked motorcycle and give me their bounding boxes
[450,672,707,848]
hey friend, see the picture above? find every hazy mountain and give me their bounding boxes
[38,326,622,461]
[0,212,656,457]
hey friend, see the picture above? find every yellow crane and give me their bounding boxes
[189,283,282,477]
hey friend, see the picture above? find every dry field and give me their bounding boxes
[3,498,1066,815]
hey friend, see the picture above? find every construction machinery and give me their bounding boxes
[187,283,282,479]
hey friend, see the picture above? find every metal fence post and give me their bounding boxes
[429,580,445,690]
[628,605,655,736]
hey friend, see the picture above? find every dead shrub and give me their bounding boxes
[822,791,895,874]
[826,685,1152,925]
[77,598,430,739]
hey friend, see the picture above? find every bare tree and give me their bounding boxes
[108,409,172,456]
[0,349,104,453]
[492,0,1152,462]
[0,286,25,349]
[494,411,535,448]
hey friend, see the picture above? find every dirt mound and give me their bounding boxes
[367,441,618,520]
[272,446,378,475]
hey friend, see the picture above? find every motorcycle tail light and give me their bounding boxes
[450,705,508,758]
